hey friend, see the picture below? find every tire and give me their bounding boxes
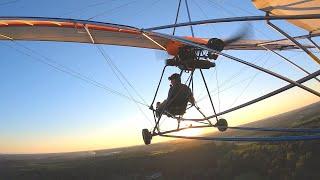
[142,129,152,145]
[217,118,228,132]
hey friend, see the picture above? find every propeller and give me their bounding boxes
[155,23,252,62]
[207,23,252,59]
[223,23,252,45]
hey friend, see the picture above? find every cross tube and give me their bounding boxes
[144,14,320,31]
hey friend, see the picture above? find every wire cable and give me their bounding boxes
[228,126,320,133]
[192,0,221,36]
[116,0,162,22]
[95,45,153,125]
[173,0,182,36]
[196,51,269,103]
[87,0,139,20]
[160,134,320,142]
[0,0,20,7]
[1,41,148,107]
[229,53,271,108]
[59,0,117,18]
[97,46,149,105]
[205,0,271,39]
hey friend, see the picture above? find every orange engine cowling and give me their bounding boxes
[166,40,182,56]
[165,36,209,56]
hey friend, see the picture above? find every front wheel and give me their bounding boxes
[142,129,152,145]
[216,118,228,132]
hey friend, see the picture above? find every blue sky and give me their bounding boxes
[0,0,319,153]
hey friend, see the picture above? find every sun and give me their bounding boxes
[159,118,204,137]
[173,126,203,137]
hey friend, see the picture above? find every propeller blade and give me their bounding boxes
[224,23,252,45]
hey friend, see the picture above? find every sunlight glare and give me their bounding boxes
[172,126,203,137]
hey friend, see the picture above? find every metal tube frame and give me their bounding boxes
[150,66,168,134]
[266,17,320,65]
[142,8,320,141]
[142,29,320,139]
[150,65,168,109]
[185,0,195,37]
[144,14,320,31]
[261,45,320,83]
[307,36,320,52]
[199,69,219,123]
[150,66,320,137]
[192,69,320,121]
[144,30,320,97]
[257,32,320,47]
[146,15,320,138]
[173,0,182,35]
[149,66,217,136]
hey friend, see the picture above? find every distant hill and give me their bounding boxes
[242,101,320,128]
[1,101,319,158]
[1,101,319,180]
[198,101,320,138]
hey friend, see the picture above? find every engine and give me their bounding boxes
[165,37,225,71]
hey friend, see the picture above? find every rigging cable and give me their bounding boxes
[156,120,320,142]
[58,0,118,18]
[0,0,19,7]
[205,0,271,39]
[87,0,140,20]
[227,126,320,133]
[191,0,221,112]
[117,0,162,22]
[185,0,220,121]
[196,51,269,103]
[96,46,148,105]
[173,0,182,35]
[157,0,190,131]
[160,134,320,142]
[229,53,271,108]
[154,122,320,135]
[192,0,221,36]
[184,0,195,37]
[219,0,257,15]
[95,45,153,125]
[1,41,149,108]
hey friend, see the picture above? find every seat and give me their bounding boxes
[167,104,187,116]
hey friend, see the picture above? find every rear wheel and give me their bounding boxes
[142,129,152,145]
[216,118,228,132]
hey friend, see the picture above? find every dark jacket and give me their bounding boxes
[167,83,192,108]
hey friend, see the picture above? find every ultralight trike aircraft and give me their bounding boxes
[0,0,320,145]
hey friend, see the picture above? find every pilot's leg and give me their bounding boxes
[156,100,168,118]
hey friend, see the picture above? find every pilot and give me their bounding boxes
[156,73,195,118]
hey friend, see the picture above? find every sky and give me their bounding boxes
[0,0,319,154]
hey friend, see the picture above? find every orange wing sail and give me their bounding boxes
[252,0,320,34]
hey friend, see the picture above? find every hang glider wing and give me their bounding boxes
[252,0,320,34]
[0,17,171,50]
[0,17,309,54]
